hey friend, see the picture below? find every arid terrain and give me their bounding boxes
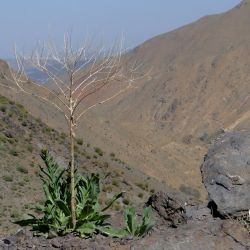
[1,0,250,223]
[0,94,173,236]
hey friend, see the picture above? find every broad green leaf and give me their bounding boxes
[55,199,71,216]
[14,218,38,226]
[98,226,128,238]
[124,207,137,235]
[76,222,96,236]
[137,207,155,236]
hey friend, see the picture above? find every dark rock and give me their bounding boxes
[201,131,250,217]
[2,238,11,245]
[146,191,187,227]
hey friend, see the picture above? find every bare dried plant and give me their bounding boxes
[1,34,143,228]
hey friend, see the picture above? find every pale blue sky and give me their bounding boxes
[0,0,241,58]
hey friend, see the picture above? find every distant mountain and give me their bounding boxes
[86,0,250,195]
[7,56,102,83]
[1,0,250,198]
[7,58,65,83]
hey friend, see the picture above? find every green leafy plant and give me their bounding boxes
[123,207,155,237]
[16,149,123,238]
[102,206,155,238]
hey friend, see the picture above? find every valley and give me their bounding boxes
[1,0,250,241]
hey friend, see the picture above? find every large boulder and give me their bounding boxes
[201,130,250,217]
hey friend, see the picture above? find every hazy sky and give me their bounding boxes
[0,0,241,59]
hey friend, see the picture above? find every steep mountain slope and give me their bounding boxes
[86,0,250,194]
[0,95,172,236]
[1,1,250,199]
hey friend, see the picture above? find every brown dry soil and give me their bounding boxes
[0,94,198,237]
[0,205,249,250]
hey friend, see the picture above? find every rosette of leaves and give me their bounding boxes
[101,207,155,237]
[16,149,123,238]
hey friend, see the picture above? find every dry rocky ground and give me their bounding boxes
[0,97,249,248]
[0,94,180,237]
[0,191,249,249]
[0,1,250,249]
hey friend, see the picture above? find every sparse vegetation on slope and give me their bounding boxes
[0,94,166,236]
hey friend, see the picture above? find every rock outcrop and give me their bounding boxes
[201,130,250,217]
[146,191,187,227]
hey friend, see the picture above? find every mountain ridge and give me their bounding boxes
[1,1,250,198]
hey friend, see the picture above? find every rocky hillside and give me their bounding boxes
[0,95,174,236]
[79,0,250,195]
[1,1,250,199]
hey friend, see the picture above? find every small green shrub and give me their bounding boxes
[0,96,9,104]
[2,175,13,182]
[15,150,154,239]
[123,207,154,236]
[60,132,67,140]
[9,149,19,156]
[76,138,83,145]
[110,152,115,158]
[138,193,144,198]
[18,181,25,186]
[23,176,30,183]
[8,138,16,144]
[16,165,28,174]
[21,121,27,127]
[94,147,104,156]
[16,150,124,238]
[102,207,155,237]
[150,189,155,194]
[42,127,52,134]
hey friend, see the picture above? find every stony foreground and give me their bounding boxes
[1,131,250,249]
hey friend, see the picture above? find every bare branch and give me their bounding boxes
[75,82,136,122]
